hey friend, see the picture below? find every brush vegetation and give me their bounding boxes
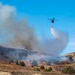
[16,60,25,66]
[45,67,52,72]
[40,65,45,70]
[62,66,75,74]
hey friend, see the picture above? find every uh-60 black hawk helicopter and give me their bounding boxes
[48,18,58,23]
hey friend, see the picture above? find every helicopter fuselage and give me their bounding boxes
[51,20,54,23]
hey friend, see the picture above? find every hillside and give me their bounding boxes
[66,52,75,57]
[0,46,37,61]
[0,47,75,75]
[0,60,74,75]
[0,46,62,64]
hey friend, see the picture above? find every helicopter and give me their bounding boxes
[48,18,58,23]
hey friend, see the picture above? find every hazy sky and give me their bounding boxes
[0,0,75,55]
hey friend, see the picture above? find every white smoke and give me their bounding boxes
[0,2,69,58]
[41,26,69,56]
[0,2,40,51]
[26,27,68,61]
[26,53,61,63]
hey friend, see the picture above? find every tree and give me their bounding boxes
[40,65,45,70]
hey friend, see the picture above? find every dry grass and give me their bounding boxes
[0,60,74,75]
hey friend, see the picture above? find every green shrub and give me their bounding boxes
[19,61,25,66]
[62,66,75,74]
[40,65,45,70]
[45,67,52,72]
[48,67,52,71]
[36,68,40,71]
[16,60,25,66]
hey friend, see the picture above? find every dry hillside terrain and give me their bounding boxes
[0,60,74,75]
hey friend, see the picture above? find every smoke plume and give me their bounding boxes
[41,26,69,55]
[0,2,39,50]
[0,2,69,56]
[26,26,68,61]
